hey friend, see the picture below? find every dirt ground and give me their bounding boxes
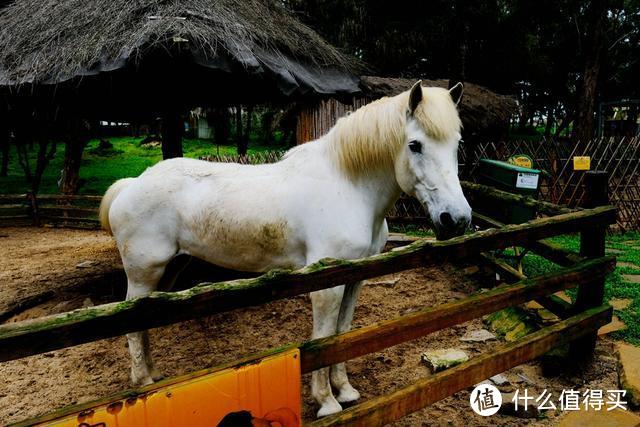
[0,227,629,426]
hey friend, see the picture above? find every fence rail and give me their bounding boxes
[5,178,617,425]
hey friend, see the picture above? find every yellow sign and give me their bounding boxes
[31,349,301,427]
[573,156,591,171]
[507,155,533,169]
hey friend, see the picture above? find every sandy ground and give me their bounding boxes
[0,227,628,426]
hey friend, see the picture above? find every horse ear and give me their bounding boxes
[408,80,423,115]
[449,82,464,105]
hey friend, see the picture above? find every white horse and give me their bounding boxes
[99,81,471,417]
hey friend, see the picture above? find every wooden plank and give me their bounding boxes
[572,171,609,357]
[37,207,98,217]
[0,207,616,362]
[462,181,574,215]
[309,305,612,427]
[300,257,614,373]
[476,252,572,318]
[473,212,583,267]
[34,194,102,201]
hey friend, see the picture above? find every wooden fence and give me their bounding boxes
[0,193,101,229]
[460,137,640,231]
[5,178,617,426]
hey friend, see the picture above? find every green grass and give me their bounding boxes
[0,136,279,195]
[387,227,640,345]
[507,233,640,345]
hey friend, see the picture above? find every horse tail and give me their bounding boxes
[99,178,135,235]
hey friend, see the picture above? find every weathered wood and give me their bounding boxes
[477,252,572,318]
[309,305,612,427]
[462,181,574,215]
[0,291,56,323]
[473,211,584,267]
[300,257,613,373]
[34,194,102,201]
[572,171,609,357]
[0,207,616,362]
[37,207,98,217]
[526,239,583,266]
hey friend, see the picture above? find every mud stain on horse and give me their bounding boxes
[188,210,288,256]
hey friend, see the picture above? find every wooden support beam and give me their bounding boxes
[0,206,616,363]
[300,257,614,373]
[309,305,612,427]
[472,212,584,267]
[477,252,572,318]
[572,171,609,358]
[462,181,574,216]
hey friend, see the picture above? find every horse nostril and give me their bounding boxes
[439,212,455,228]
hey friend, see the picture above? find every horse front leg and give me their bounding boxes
[310,286,345,417]
[330,281,363,403]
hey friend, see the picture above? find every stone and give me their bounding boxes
[489,373,509,386]
[554,291,572,303]
[525,301,544,310]
[598,316,627,336]
[617,262,640,269]
[363,278,400,288]
[499,392,540,418]
[557,408,640,427]
[484,307,538,342]
[460,329,496,342]
[82,298,94,308]
[622,274,640,284]
[387,232,420,243]
[421,349,469,373]
[616,342,640,408]
[462,265,480,275]
[76,260,96,268]
[610,298,633,310]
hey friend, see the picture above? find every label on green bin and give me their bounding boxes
[516,172,539,189]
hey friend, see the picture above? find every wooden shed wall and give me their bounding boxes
[296,97,369,144]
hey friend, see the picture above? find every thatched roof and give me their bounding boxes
[360,76,517,137]
[0,0,359,97]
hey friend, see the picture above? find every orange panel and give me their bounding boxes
[36,349,301,427]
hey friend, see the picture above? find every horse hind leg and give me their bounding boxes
[121,240,176,386]
[330,281,363,403]
[310,286,345,417]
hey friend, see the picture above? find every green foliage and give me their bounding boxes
[502,233,640,345]
[0,137,274,195]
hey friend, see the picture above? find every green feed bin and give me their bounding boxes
[476,159,541,224]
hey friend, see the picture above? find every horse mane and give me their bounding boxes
[327,86,462,178]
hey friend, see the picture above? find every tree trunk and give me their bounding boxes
[235,106,246,156]
[161,110,183,159]
[573,0,608,142]
[210,108,230,146]
[33,140,57,194]
[60,138,85,194]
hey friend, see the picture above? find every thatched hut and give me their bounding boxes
[0,0,359,191]
[296,76,517,144]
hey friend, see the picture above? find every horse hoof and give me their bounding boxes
[316,400,342,418]
[336,385,360,403]
[150,368,164,382]
[131,375,154,387]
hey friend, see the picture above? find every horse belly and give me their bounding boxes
[179,206,304,273]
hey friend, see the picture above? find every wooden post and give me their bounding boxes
[26,192,39,226]
[571,170,609,357]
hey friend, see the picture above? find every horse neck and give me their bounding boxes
[313,137,403,222]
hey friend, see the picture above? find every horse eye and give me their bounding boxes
[408,140,422,154]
